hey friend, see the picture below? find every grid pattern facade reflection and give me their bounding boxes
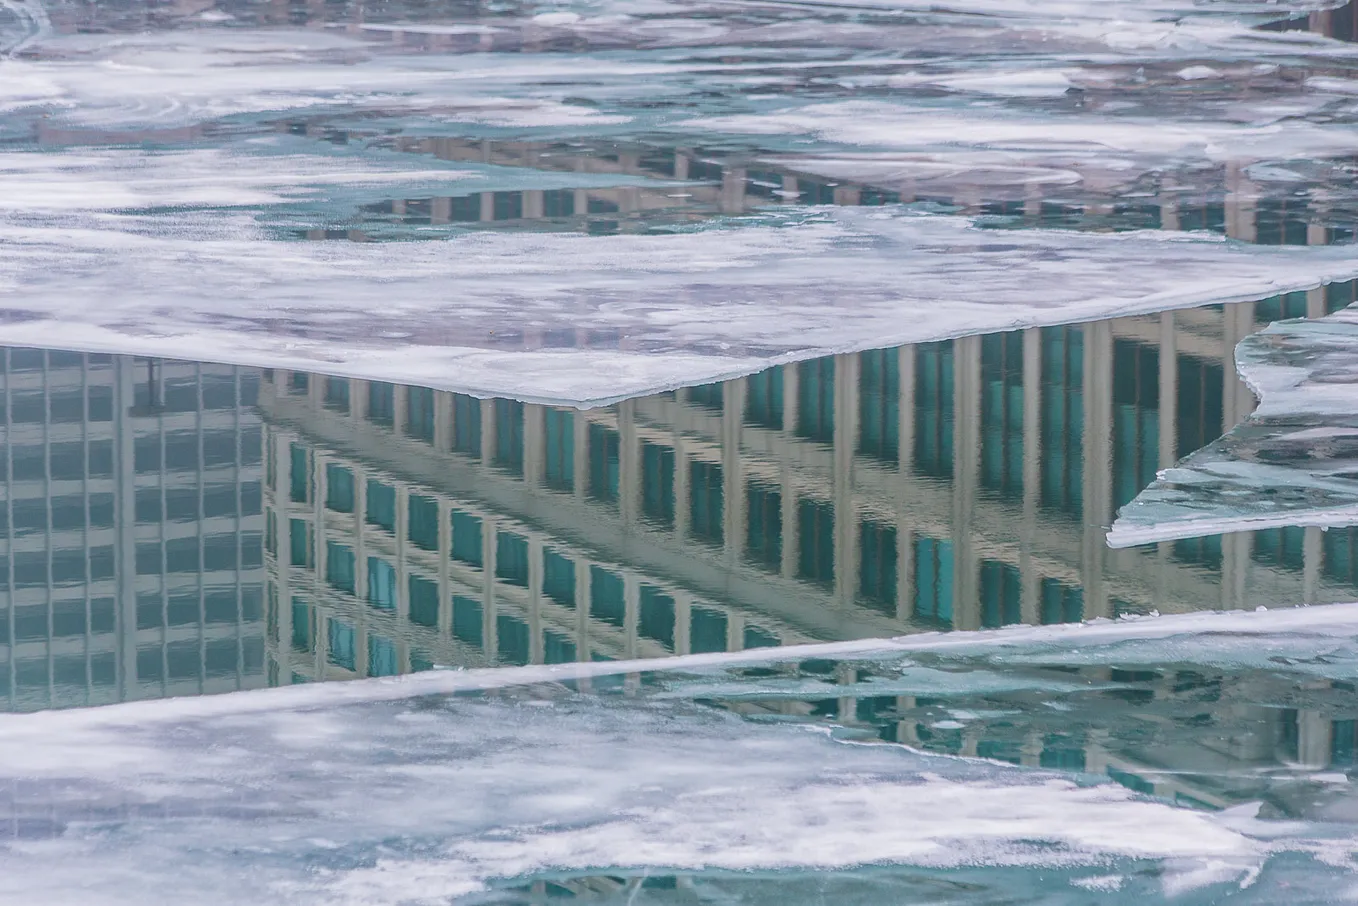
[0,351,267,711]
[260,282,1358,686]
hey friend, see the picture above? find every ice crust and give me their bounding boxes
[3,204,1358,406]
[5,603,1358,904]
[1108,305,1358,548]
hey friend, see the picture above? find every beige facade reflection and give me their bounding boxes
[260,281,1358,688]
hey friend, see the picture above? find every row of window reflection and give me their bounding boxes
[3,483,262,537]
[1,429,261,481]
[273,462,1098,628]
[0,636,267,700]
[274,574,781,673]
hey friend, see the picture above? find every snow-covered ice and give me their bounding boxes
[3,204,1357,406]
[6,603,1358,904]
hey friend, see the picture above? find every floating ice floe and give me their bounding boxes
[3,206,1358,405]
[4,602,1358,904]
[1109,303,1358,548]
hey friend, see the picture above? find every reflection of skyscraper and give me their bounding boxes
[0,350,266,712]
[260,283,1358,689]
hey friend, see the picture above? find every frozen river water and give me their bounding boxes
[5,0,1358,901]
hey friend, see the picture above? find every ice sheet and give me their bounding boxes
[1108,305,1358,548]
[9,604,1358,904]
[3,207,1357,405]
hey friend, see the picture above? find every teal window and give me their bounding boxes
[451,510,483,568]
[914,341,955,478]
[1040,579,1084,625]
[745,365,784,429]
[289,518,310,568]
[326,542,356,594]
[690,460,724,546]
[368,635,399,676]
[408,494,439,552]
[980,560,1021,628]
[325,463,355,513]
[289,443,310,503]
[1326,279,1357,314]
[859,348,899,462]
[588,423,620,504]
[859,521,897,615]
[745,481,781,570]
[914,537,953,626]
[452,596,483,647]
[1174,534,1223,570]
[688,382,724,412]
[1112,340,1159,512]
[493,398,524,475]
[496,532,530,587]
[1040,326,1084,516]
[797,357,835,443]
[797,499,834,587]
[1253,526,1305,572]
[408,575,439,627]
[453,393,482,457]
[590,566,625,627]
[1176,353,1224,459]
[980,331,1024,499]
[323,377,350,412]
[1254,291,1308,325]
[544,630,576,664]
[497,615,531,665]
[543,548,576,608]
[368,382,395,426]
[543,408,574,492]
[290,597,311,652]
[743,626,779,649]
[407,386,435,442]
[367,557,396,611]
[690,606,728,653]
[639,586,675,649]
[1324,527,1358,589]
[365,480,397,532]
[641,442,675,528]
[327,618,356,670]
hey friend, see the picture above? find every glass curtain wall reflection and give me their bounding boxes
[0,350,266,712]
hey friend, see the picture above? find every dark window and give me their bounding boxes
[859,348,900,462]
[590,566,625,628]
[451,510,484,568]
[745,366,784,430]
[496,532,530,587]
[859,521,897,615]
[543,408,574,492]
[493,399,524,475]
[690,460,724,546]
[797,499,834,587]
[797,357,835,443]
[745,481,782,570]
[980,560,1022,628]
[980,331,1024,499]
[914,341,955,478]
[588,423,620,504]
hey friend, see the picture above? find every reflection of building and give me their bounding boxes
[713,662,1358,817]
[0,350,266,712]
[259,280,1358,687]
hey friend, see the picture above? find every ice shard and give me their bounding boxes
[1110,300,1358,547]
